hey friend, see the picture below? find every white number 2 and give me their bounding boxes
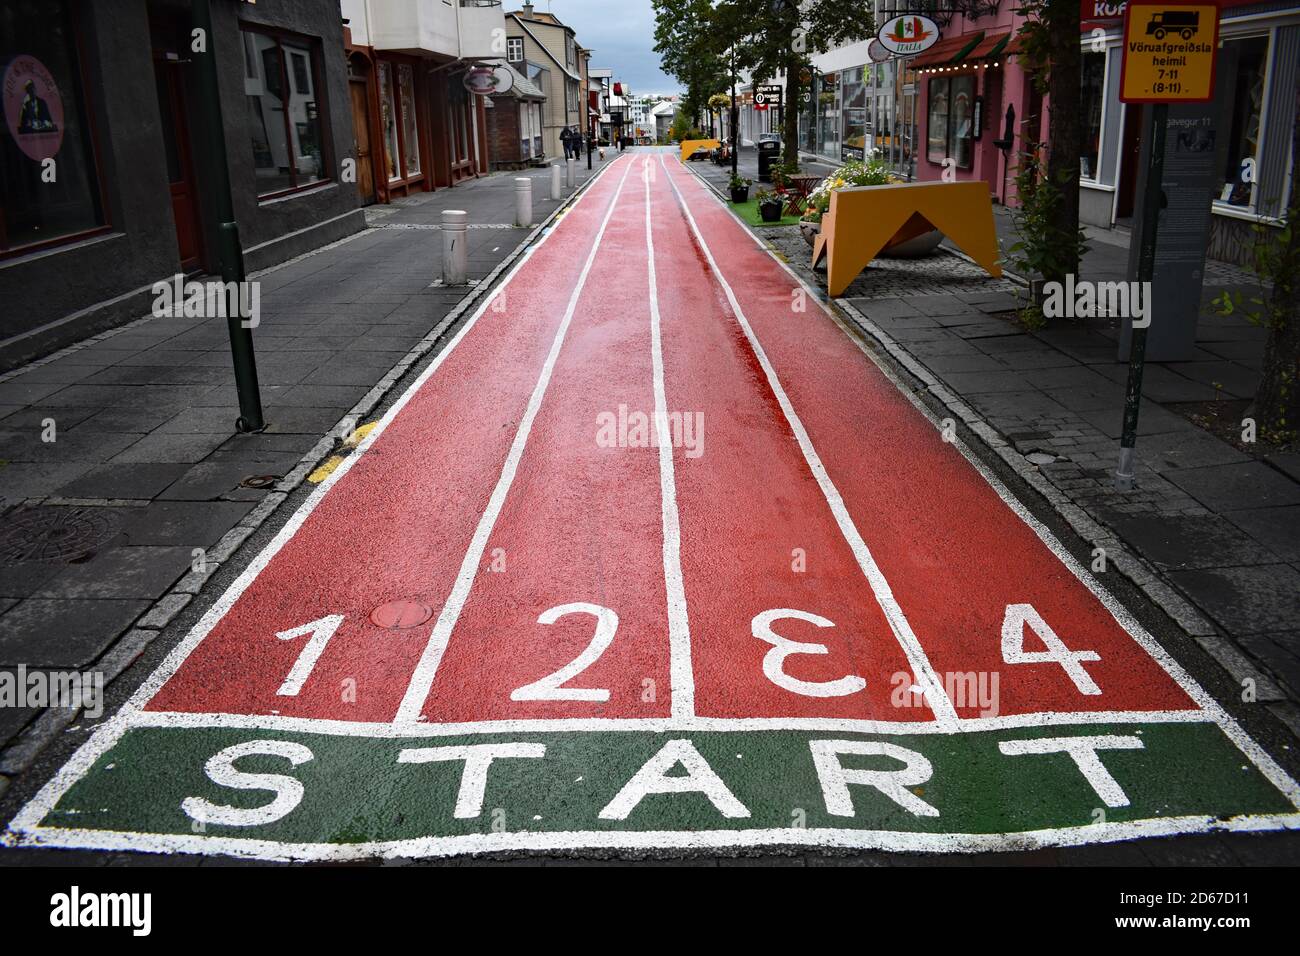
[275,614,345,696]
[1000,603,1100,695]
[511,603,618,702]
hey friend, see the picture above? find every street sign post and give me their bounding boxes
[1113,1,1219,491]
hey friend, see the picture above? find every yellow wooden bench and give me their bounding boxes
[812,181,1002,297]
[680,139,722,163]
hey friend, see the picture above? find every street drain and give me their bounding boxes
[0,506,122,565]
[369,600,434,629]
[240,475,281,489]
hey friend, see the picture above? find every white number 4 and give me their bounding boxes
[1001,604,1100,695]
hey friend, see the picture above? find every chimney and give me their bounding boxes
[522,2,534,16]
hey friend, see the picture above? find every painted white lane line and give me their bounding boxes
[15,813,1300,863]
[656,152,960,730]
[119,707,1216,738]
[642,157,695,722]
[3,156,634,839]
[394,158,639,724]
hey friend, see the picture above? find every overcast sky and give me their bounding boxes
[521,0,681,94]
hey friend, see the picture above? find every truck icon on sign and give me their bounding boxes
[1146,10,1199,40]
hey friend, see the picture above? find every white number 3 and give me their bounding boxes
[752,608,867,698]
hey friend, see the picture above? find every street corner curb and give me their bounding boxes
[832,296,1291,716]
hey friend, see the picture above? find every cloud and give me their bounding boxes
[520,0,682,94]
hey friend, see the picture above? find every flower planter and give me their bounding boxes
[799,220,821,246]
[759,202,783,223]
[730,186,751,203]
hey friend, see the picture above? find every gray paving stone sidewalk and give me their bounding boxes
[0,156,615,780]
[698,174,1298,732]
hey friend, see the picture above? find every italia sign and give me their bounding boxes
[876,14,941,57]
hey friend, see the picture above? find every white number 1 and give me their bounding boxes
[1000,603,1101,695]
[276,614,345,696]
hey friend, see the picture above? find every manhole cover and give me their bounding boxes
[369,600,434,629]
[240,474,281,489]
[0,506,122,565]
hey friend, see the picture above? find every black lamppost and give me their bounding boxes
[193,0,264,433]
[730,45,739,178]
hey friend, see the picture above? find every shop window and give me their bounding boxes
[398,64,420,178]
[841,67,867,161]
[242,25,331,198]
[927,74,973,169]
[1,0,105,256]
[1080,52,1105,181]
[818,71,840,158]
[1215,35,1268,209]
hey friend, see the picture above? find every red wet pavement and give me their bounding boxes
[147,157,639,722]
[656,154,1194,719]
[146,149,1197,727]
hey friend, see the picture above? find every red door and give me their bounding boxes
[154,61,204,271]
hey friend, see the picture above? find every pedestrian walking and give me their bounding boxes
[560,126,573,160]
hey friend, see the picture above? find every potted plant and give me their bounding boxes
[756,189,784,223]
[728,173,752,203]
[798,149,943,257]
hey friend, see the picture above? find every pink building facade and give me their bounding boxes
[911,7,1037,205]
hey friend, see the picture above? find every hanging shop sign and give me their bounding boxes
[868,39,891,63]
[1083,0,1128,20]
[754,86,782,112]
[876,14,941,57]
[3,55,65,162]
[1119,1,1218,102]
[463,65,513,96]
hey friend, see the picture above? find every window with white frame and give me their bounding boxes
[1215,34,1269,209]
[1079,52,1105,181]
[506,37,523,63]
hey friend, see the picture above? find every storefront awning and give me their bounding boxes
[909,29,1012,69]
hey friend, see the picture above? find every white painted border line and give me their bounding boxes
[656,152,959,730]
[11,811,1300,864]
[672,155,1300,811]
[3,155,635,840]
[118,707,1215,738]
[643,158,696,722]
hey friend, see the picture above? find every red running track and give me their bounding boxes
[146,151,1197,726]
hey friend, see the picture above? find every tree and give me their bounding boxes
[652,0,727,138]
[1254,81,1300,440]
[654,0,874,170]
[1015,0,1085,293]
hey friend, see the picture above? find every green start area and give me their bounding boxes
[24,722,1296,860]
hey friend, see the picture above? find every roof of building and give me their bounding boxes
[490,60,546,101]
[506,13,581,81]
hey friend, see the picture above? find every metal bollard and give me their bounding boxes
[551,163,563,201]
[566,157,577,189]
[514,177,532,227]
[441,209,468,286]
